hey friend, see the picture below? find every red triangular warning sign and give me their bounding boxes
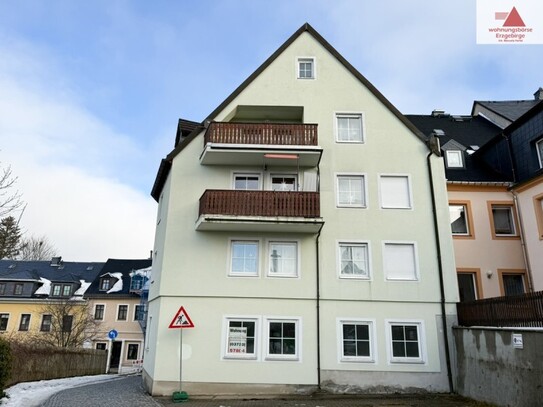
[169,306,195,329]
[503,7,525,27]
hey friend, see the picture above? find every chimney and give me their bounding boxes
[534,87,543,100]
[50,256,62,267]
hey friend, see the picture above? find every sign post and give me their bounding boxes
[169,306,194,403]
[105,329,118,374]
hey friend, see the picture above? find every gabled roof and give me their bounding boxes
[406,114,509,182]
[151,23,427,202]
[472,100,539,123]
[85,258,151,298]
[0,259,104,283]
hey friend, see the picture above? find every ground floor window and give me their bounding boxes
[266,319,298,360]
[96,342,107,351]
[339,320,374,362]
[387,321,425,363]
[225,318,257,359]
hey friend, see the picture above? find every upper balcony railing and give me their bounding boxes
[204,122,318,146]
[199,190,320,218]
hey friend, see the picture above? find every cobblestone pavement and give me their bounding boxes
[40,375,494,407]
[41,375,161,407]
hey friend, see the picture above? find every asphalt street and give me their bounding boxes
[40,375,494,407]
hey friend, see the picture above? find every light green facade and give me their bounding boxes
[143,27,457,396]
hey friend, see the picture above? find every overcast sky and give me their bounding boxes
[0,1,541,261]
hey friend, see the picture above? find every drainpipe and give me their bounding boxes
[426,135,454,393]
[315,223,324,390]
[511,191,534,292]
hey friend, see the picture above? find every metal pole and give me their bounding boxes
[179,329,183,392]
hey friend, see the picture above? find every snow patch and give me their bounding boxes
[0,374,118,407]
[33,277,51,296]
[104,272,123,293]
[72,279,91,296]
[129,266,152,279]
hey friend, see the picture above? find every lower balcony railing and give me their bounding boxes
[196,189,322,233]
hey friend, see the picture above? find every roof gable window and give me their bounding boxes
[297,57,315,79]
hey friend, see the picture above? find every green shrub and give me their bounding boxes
[0,336,13,397]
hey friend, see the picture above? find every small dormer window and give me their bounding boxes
[130,275,144,291]
[297,57,315,79]
[100,278,111,291]
[446,150,463,168]
[536,139,543,169]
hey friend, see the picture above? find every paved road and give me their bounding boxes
[41,375,493,407]
[41,375,160,407]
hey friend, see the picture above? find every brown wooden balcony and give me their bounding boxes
[200,122,322,166]
[196,190,323,233]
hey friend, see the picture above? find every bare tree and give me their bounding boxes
[17,235,58,260]
[0,163,23,217]
[31,300,101,348]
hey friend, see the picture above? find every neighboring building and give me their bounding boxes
[0,257,103,337]
[85,258,151,373]
[482,100,543,292]
[144,23,457,396]
[407,113,527,300]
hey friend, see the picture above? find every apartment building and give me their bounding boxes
[144,23,457,396]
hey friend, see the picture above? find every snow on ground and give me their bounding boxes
[1,374,119,407]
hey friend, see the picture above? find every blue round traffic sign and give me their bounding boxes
[108,329,118,339]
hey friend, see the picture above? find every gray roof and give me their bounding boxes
[473,100,539,122]
[406,114,509,182]
[0,259,104,283]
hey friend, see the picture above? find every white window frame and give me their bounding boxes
[0,313,10,331]
[337,241,371,280]
[296,57,315,79]
[232,172,262,190]
[40,314,52,332]
[94,303,106,321]
[335,112,365,143]
[228,238,260,277]
[116,304,129,321]
[337,318,377,363]
[445,150,463,168]
[222,316,260,360]
[382,241,419,281]
[379,174,413,209]
[385,320,426,364]
[18,313,31,331]
[126,343,140,360]
[267,240,300,278]
[336,173,367,208]
[265,317,301,361]
[269,173,298,191]
[537,139,543,169]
